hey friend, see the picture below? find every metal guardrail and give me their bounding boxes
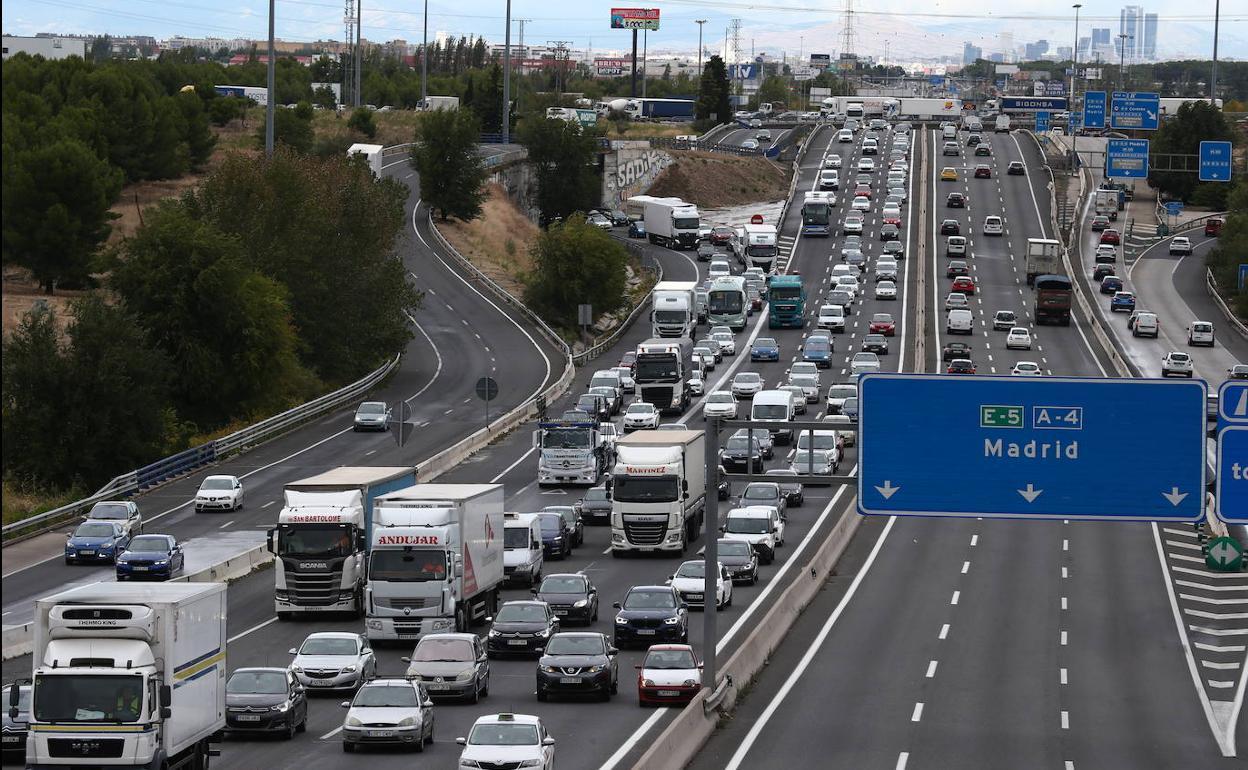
[1207,268,1248,340]
[1171,211,1227,235]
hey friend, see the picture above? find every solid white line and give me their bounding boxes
[926,660,938,678]
[1209,680,1236,689]
[1180,594,1248,606]
[1185,608,1248,621]
[596,709,667,770]
[911,702,924,722]
[227,617,278,644]
[1195,642,1247,653]
[1201,660,1241,670]
[320,725,344,740]
[402,311,445,405]
[493,447,536,484]
[1178,580,1248,594]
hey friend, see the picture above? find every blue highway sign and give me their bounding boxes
[1215,426,1248,524]
[1001,96,1068,112]
[1164,201,1184,216]
[1035,111,1050,132]
[1107,138,1150,179]
[857,374,1207,521]
[1199,141,1233,182]
[1083,91,1106,129]
[1239,264,1248,291]
[1219,380,1248,430]
[1110,91,1160,130]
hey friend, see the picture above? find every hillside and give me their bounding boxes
[645,150,790,209]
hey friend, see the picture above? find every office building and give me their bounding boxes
[1143,14,1157,60]
[1025,40,1050,61]
[2,35,86,60]
[963,42,982,65]
[1120,5,1145,63]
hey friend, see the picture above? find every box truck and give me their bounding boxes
[347,143,385,176]
[609,430,706,555]
[1094,188,1122,220]
[268,467,418,619]
[731,222,780,272]
[21,583,226,770]
[420,95,460,111]
[633,196,701,250]
[651,280,698,338]
[1023,238,1063,287]
[363,484,505,641]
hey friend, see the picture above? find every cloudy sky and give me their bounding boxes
[2,0,1243,61]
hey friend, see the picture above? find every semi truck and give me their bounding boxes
[731,222,780,271]
[609,430,706,556]
[268,466,418,619]
[364,484,505,641]
[21,583,227,770]
[546,107,598,127]
[622,98,696,120]
[347,143,385,176]
[535,416,606,486]
[651,280,699,338]
[631,196,701,250]
[420,95,460,111]
[1023,238,1063,287]
[635,337,694,414]
[1034,275,1073,326]
[213,84,268,106]
[767,274,806,328]
[1094,188,1123,220]
[895,97,963,120]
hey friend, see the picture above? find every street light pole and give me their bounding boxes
[1211,0,1220,102]
[265,0,275,157]
[1070,3,1081,178]
[420,0,428,107]
[695,20,706,77]
[503,0,512,144]
[1118,33,1129,92]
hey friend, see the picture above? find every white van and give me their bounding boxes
[722,506,782,564]
[946,309,974,335]
[502,512,544,586]
[751,390,796,444]
[837,129,854,143]
[942,124,957,141]
[1132,312,1160,338]
[820,169,840,190]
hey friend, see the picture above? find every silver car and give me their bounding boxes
[790,449,837,481]
[402,633,490,703]
[353,401,391,431]
[340,678,434,752]
[86,500,142,538]
[731,372,764,399]
[289,632,376,692]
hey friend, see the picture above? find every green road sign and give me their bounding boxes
[1206,536,1244,572]
[980,405,1024,429]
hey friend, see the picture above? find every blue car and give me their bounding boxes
[536,512,571,560]
[1100,276,1123,295]
[116,534,184,581]
[628,220,647,239]
[750,337,781,362]
[802,337,833,368]
[1110,290,1136,312]
[65,521,130,565]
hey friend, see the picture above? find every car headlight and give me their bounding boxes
[642,678,655,687]
[541,665,558,673]
[397,716,416,727]
[460,761,484,769]
[586,665,603,673]
[573,600,588,608]
[270,701,291,712]
[291,666,303,673]
[663,616,680,625]
[518,760,543,768]
[488,629,501,637]
[346,716,362,727]
[536,627,551,637]
[615,615,627,624]
[341,665,357,673]
[683,679,700,687]
[154,559,168,566]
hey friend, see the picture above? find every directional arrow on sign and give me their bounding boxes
[875,480,900,499]
[1235,389,1248,418]
[1018,484,1043,503]
[1162,487,1188,507]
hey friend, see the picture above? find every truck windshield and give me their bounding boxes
[753,405,789,420]
[542,428,592,449]
[709,292,743,313]
[504,527,531,548]
[770,286,802,301]
[654,310,688,323]
[278,525,353,559]
[34,674,144,723]
[673,216,700,230]
[747,244,778,258]
[368,549,447,581]
[635,358,679,381]
[613,475,680,503]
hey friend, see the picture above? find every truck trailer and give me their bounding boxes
[731,223,779,272]
[632,196,701,250]
[347,143,385,176]
[22,583,227,770]
[609,430,706,555]
[1023,238,1063,287]
[268,466,418,619]
[364,483,505,641]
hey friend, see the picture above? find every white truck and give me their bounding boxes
[535,416,606,486]
[651,280,698,338]
[633,196,701,250]
[21,583,226,770]
[268,467,418,619]
[347,143,385,176]
[420,95,460,111]
[503,512,544,586]
[610,430,706,555]
[1094,188,1122,221]
[364,483,505,641]
[730,222,779,272]
[635,337,694,414]
[545,106,598,127]
[995,114,1012,133]
[1024,238,1063,286]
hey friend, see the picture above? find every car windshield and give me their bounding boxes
[227,671,287,695]
[540,576,587,594]
[675,562,706,579]
[624,590,676,610]
[88,503,130,520]
[545,634,607,656]
[753,404,788,420]
[299,637,358,656]
[200,478,233,490]
[743,484,778,501]
[719,541,754,558]
[411,638,474,662]
[792,376,818,388]
[872,314,892,323]
[537,515,562,535]
[584,488,609,502]
[504,527,532,548]
[725,516,771,534]
[709,393,734,404]
[755,338,777,348]
[357,403,386,415]
[496,604,548,623]
[127,536,170,553]
[626,404,654,415]
[794,451,826,465]
[353,685,417,708]
[73,523,117,538]
[470,723,539,746]
[726,437,757,452]
[736,373,761,384]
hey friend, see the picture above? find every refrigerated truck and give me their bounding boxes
[650,281,699,338]
[268,467,418,619]
[609,430,706,555]
[632,196,701,250]
[731,222,779,272]
[364,484,505,641]
[1023,238,1062,287]
[22,583,227,770]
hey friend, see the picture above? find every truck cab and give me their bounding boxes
[610,430,706,555]
[534,418,604,486]
[766,275,806,329]
[503,513,544,586]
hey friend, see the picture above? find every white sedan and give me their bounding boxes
[857,157,875,172]
[1011,361,1043,376]
[823,154,842,169]
[1005,327,1033,350]
[668,560,732,609]
[623,402,660,431]
[710,331,736,355]
[843,216,864,235]
[195,475,245,512]
[851,195,871,212]
[850,352,881,376]
[731,372,764,398]
[703,391,739,420]
[875,281,897,300]
[817,304,846,330]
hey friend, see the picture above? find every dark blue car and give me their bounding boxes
[612,586,689,649]
[628,220,647,239]
[1100,276,1123,295]
[750,337,781,362]
[1110,291,1136,312]
[116,534,184,581]
[536,512,571,560]
[65,521,130,565]
[802,337,833,368]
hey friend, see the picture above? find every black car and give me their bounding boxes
[613,586,689,649]
[533,573,599,625]
[940,219,961,235]
[720,435,765,473]
[942,341,973,362]
[575,393,611,423]
[609,209,630,226]
[764,469,804,506]
[543,506,584,547]
[1092,263,1116,282]
[862,333,889,354]
[536,512,572,559]
[709,538,759,585]
[946,192,966,208]
[486,601,560,657]
[696,242,718,262]
[2,684,30,763]
[536,632,618,701]
[1007,161,1026,175]
[575,486,613,524]
[224,668,308,738]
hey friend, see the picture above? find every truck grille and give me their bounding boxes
[639,386,674,408]
[623,520,667,546]
[48,738,126,758]
[287,568,343,605]
[373,597,437,611]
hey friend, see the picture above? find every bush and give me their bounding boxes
[347,107,378,139]
[525,215,628,330]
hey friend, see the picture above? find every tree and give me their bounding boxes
[525,215,628,330]
[312,85,338,110]
[208,95,244,126]
[1148,101,1233,203]
[695,56,732,129]
[256,102,315,154]
[410,107,488,221]
[1207,176,1248,318]
[348,106,378,139]
[755,76,789,109]
[518,117,601,226]
[2,137,123,292]
[1,304,73,489]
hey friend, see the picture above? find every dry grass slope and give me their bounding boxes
[437,184,539,300]
[646,150,789,208]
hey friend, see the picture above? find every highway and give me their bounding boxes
[685,124,1242,770]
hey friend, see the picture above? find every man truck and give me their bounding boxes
[21,583,227,770]
[535,416,606,486]
[630,196,701,250]
[364,483,505,641]
[634,338,694,415]
[767,274,806,328]
[609,430,706,556]
[268,466,418,619]
[650,281,698,338]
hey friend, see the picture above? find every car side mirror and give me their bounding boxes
[456,737,468,746]
[608,647,618,656]
[288,648,297,655]
[294,685,305,695]
[401,657,411,664]
[530,588,539,595]
[340,701,351,708]
[543,738,556,746]
[423,700,434,708]
[679,604,689,612]
[484,617,493,624]
[612,602,622,609]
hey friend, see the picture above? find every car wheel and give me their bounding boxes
[285,721,297,741]
[65,557,74,565]
[342,742,355,753]
[296,714,307,733]
[537,688,548,702]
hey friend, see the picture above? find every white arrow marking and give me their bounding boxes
[1018,484,1043,503]
[1234,388,1247,418]
[1163,487,1189,507]
[875,480,900,500]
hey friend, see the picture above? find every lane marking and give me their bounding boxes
[926,660,938,678]
[911,702,924,722]
[939,623,950,640]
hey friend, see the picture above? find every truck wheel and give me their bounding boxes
[277,612,292,621]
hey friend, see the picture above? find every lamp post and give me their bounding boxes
[420,0,428,107]
[1118,32,1129,91]
[695,20,706,76]
[1211,0,1220,102]
[1070,3,1081,178]
[265,0,275,157]
[502,0,512,144]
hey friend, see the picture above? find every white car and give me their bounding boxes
[817,304,847,331]
[857,157,876,172]
[823,154,842,169]
[731,371,764,399]
[882,203,902,220]
[945,293,969,311]
[837,129,853,143]
[1169,236,1193,255]
[875,280,897,300]
[687,371,705,396]
[1011,361,1043,376]
[341,678,434,752]
[195,475,244,512]
[1161,351,1194,378]
[831,263,855,280]
[610,366,636,393]
[890,160,910,174]
[788,373,821,403]
[1094,244,1118,260]
[825,384,857,415]
[790,362,819,379]
[851,196,871,212]
[835,276,860,299]
[888,186,907,202]
[819,169,840,190]
[1005,327,1033,350]
[862,139,879,155]
[946,235,967,255]
[668,560,732,609]
[289,632,376,692]
[843,215,864,235]
[623,402,660,431]
[850,352,881,376]
[710,331,736,355]
[353,401,391,431]
[722,506,781,563]
[742,140,759,150]
[703,391,739,420]
[457,713,555,770]
[86,500,143,538]
[708,260,731,279]
[1187,321,1215,347]
[983,215,1004,235]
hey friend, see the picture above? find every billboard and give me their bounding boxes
[595,57,633,76]
[810,53,831,70]
[995,64,1020,75]
[610,8,660,30]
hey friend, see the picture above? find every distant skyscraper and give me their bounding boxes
[1092,28,1111,47]
[1056,46,1073,62]
[1143,14,1157,60]
[988,52,1004,63]
[1077,37,1091,60]
[1120,5,1144,63]
[1025,39,1050,61]
[963,41,982,65]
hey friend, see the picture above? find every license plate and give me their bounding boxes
[2,736,21,743]
[553,609,568,616]
[428,684,449,691]
[560,677,581,684]
[397,633,419,639]
[507,639,528,646]
[658,690,681,697]
[368,730,394,738]
[236,714,262,722]
[131,566,148,571]
[637,629,656,636]
[79,550,95,556]
[687,595,703,601]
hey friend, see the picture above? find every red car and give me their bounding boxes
[636,644,703,706]
[869,313,896,336]
[1099,229,1121,245]
[947,359,976,374]
[951,276,976,295]
[710,225,735,245]
[974,164,992,178]
[853,184,873,199]
[883,214,902,227]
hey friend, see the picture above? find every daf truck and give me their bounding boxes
[633,196,701,250]
[268,466,418,619]
[651,281,698,338]
[1023,238,1063,287]
[731,222,779,272]
[364,483,505,641]
[535,417,606,486]
[634,338,694,414]
[609,430,707,555]
[21,583,226,770]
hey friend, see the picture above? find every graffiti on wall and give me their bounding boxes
[602,147,671,209]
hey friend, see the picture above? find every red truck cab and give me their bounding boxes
[1205,218,1224,238]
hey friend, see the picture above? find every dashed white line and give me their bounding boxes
[911,702,924,722]
[939,623,950,640]
[261,501,276,509]
[951,590,961,605]
[926,660,938,678]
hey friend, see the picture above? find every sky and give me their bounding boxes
[1,0,1244,61]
